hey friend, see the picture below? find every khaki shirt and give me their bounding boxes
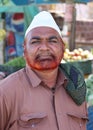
[0,67,88,130]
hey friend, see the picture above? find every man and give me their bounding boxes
[0,11,88,130]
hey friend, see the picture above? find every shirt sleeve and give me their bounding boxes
[0,88,9,130]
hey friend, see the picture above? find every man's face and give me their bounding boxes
[24,27,64,71]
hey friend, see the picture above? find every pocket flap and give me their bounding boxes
[18,112,47,128]
[67,112,88,120]
[20,112,47,121]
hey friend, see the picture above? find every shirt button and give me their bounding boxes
[80,123,82,128]
[31,124,35,128]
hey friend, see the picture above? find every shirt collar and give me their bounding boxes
[56,67,68,88]
[25,66,42,88]
[25,66,68,88]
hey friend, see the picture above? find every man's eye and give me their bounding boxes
[49,39,58,43]
[31,40,40,44]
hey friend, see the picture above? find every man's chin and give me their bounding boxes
[26,60,59,71]
[34,65,58,71]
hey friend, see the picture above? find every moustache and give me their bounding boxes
[35,52,55,60]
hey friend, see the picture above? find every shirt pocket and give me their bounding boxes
[67,112,88,130]
[18,112,47,130]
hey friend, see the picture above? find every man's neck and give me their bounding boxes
[34,68,59,88]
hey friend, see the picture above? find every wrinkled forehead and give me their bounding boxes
[25,26,62,40]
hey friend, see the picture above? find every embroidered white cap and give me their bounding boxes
[25,11,62,37]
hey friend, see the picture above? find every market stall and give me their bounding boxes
[62,48,93,76]
[0,2,39,63]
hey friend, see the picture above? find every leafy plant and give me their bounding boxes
[0,57,26,76]
[85,74,93,105]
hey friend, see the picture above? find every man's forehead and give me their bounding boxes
[26,27,61,37]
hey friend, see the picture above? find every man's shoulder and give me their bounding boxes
[0,68,24,92]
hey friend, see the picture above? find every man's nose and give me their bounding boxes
[40,40,49,50]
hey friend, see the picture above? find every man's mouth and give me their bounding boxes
[35,54,55,62]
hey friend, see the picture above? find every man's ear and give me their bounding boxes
[61,39,65,53]
[23,40,26,50]
[22,40,26,58]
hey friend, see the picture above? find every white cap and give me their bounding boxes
[25,11,62,37]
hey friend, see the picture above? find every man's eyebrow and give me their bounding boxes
[48,36,58,40]
[31,36,41,40]
[30,36,58,41]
